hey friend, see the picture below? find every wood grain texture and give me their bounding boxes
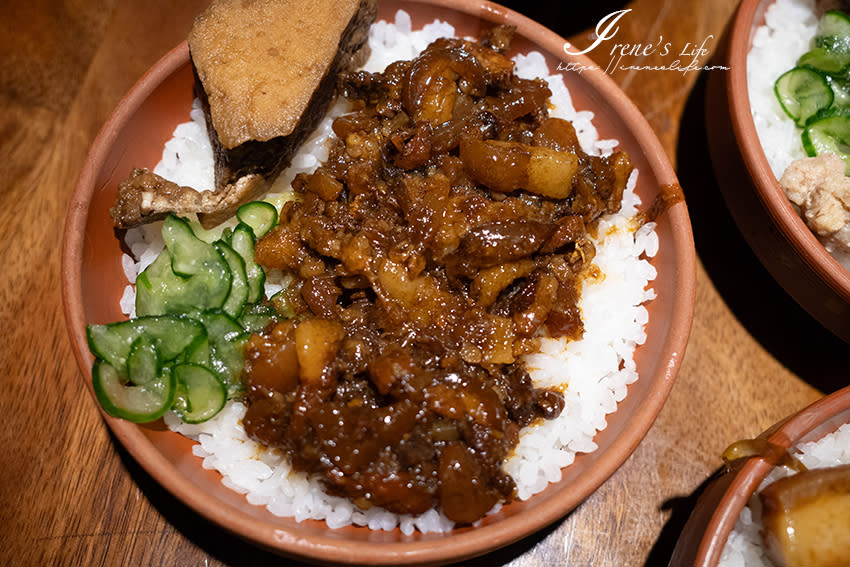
[0,1,846,566]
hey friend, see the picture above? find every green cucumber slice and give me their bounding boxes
[197,309,247,395]
[775,67,834,127]
[269,278,303,320]
[805,104,850,125]
[239,303,279,333]
[798,47,850,75]
[826,74,850,107]
[184,335,212,366]
[92,359,175,423]
[231,224,265,303]
[126,336,159,386]
[172,377,191,417]
[134,253,172,316]
[198,309,245,343]
[237,201,279,239]
[136,216,232,316]
[815,10,850,52]
[87,315,206,374]
[215,240,249,318]
[802,114,850,174]
[172,363,227,424]
[164,214,227,279]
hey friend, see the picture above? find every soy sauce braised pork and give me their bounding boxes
[242,27,633,524]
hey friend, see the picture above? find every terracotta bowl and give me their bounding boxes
[706,0,850,343]
[669,385,850,567]
[61,0,695,563]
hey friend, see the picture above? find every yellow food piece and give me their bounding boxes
[760,463,850,567]
[293,318,344,387]
[460,137,577,198]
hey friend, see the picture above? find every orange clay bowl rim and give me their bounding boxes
[61,0,695,564]
[694,384,850,566]
[727,0,850,303]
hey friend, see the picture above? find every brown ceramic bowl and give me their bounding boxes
[706,0,850,343]
[669,384,850,567]
[61,0,695,563]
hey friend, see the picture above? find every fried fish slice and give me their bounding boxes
[112,0,377,229]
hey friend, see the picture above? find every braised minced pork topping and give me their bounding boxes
[240,26,632,524]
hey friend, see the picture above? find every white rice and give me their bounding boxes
[123,10,658,534]
[718,423,850,567]
[747,0,820,179]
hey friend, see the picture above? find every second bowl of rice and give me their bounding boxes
[707,0,850,343]
[670,384,850,567]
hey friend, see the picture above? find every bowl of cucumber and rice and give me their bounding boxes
[707,0,850,342]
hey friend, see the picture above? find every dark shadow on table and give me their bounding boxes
[676,70,847,395]
[116,436,565,566]
[644,467,727,567]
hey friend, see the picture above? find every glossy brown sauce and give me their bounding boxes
[240,26,632,523]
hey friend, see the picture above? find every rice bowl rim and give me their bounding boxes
[727,0,850,303]
[692,384,850,567]
[60,0,694,563]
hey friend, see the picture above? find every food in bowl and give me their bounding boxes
[748,0,850,268]
[111,0,378,228]
[760,463,850,566]
[83,4,665,535]
[718,424,850,566]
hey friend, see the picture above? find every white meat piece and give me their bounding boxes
[779,153,850,255]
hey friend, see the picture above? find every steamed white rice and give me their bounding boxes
[747,0,820,179]
[718,423,850,567]
[121,11,658,534]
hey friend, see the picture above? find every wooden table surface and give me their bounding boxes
[1,0,847,565]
